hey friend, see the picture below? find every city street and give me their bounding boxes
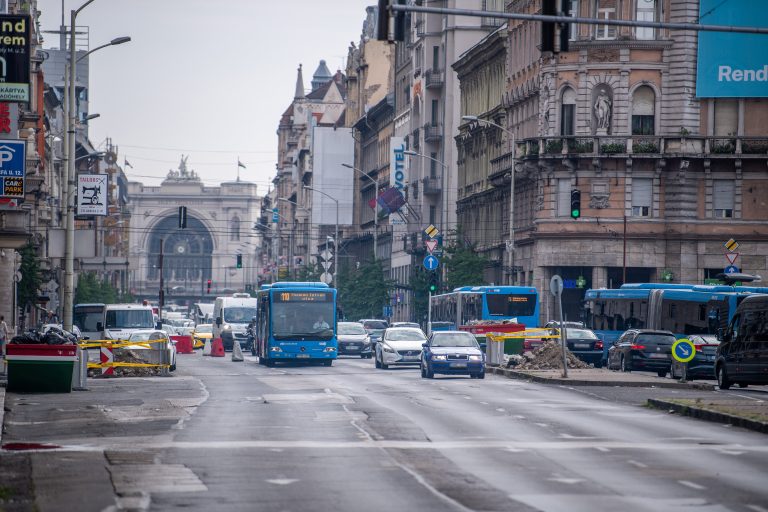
[2,354,768,512]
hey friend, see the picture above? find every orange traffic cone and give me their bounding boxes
[211,338,225,357]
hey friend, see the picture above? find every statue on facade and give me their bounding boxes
[594,90,612,133]
[165,155,199,181]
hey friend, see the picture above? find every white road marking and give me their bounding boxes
[678,480,706,490]
[266,479,299,485]
[535,423,549,427]
[747,505,768,512]
[496,408,505,412]
[479,401,489,405]
[548,477,585,485]
[463,396,472,400]
[627,460,648,468]
[719,450,745,455]
[595,447,610,452]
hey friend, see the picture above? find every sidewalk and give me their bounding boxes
[648,398,768,434]
[488,366,716,390]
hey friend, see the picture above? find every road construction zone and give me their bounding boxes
[486,328,562,341]
[78,339,172,375]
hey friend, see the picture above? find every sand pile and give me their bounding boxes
[507,340,591,370]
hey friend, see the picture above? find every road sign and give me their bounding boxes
[272,208,278,223]
[320,250,333,261]
[724,238,739,252]
[424,224,439,238]
[726,253,739,265]
[320,261,332,271]
[425,239,438,253]
[423,255,439,270]
[320,272,333,284]
[549,275,563,297]
[725,265,740,274]
[0,140,26,199]
[672,338,696,363]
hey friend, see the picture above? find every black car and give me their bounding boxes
[716,294,768,389]
[670,334,719,381]
[607,329,675,377]
[563,328,604,367]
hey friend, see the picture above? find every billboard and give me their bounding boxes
[0,15,31,102]
[696,0,768,98]
[0,139,25,199]
[77,174,109,216]
[389,136,407,225]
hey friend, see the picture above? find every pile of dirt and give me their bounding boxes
[88,349,167,378]
[506,340,591,370]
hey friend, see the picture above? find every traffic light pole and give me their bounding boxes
[427,290,432,336]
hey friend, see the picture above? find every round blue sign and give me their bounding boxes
[672,338,696,363]
[724,265,740,274]
[423,255,439,270]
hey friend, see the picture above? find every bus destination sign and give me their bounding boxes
[274,291,333,303]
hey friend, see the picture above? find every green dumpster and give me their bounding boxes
[6,344,77,393]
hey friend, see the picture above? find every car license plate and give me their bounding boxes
[296,354,310,358]
[648,353,668,359]
[347,345,359,350]
[574,343,590,349]
[403,356,419,361]
[450,362,467,368]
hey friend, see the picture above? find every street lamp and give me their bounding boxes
[341,163,378,260]
[462,115,517,284]
[62,0,131,330]
[303,186,339,288]
[402,150,448,232]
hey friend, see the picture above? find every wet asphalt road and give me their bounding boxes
[3,353,768,512]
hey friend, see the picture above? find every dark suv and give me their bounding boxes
[716,294,768,389]
[607,329,675,377]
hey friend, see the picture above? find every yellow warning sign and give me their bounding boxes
[724,238,739,252]
[424,224,439,238]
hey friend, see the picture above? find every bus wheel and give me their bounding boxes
[323,360,332,367]
[264,358,275,367]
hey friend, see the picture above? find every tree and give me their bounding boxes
[337,260,394,321]
[74,272,122,304]
[443,230,488,291]
[409,266,432,325]
[17,242,42,326]
[295,262,322,282]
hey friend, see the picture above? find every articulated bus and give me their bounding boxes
[583,282,768,361]
[254,282,338,366]
[430,286,540,330]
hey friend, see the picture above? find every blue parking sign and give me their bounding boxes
[0,140,26,199]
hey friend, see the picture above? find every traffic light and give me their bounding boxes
[428,272,438,293]
[236,254,242,269]
[541,0,556,52]
[570,189,581,219]
[206,279,212,294]
[178,206,187,229]
[376,0,407,42]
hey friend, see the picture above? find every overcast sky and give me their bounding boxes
[37,0,374,191]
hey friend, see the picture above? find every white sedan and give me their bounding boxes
[375,327,427,369]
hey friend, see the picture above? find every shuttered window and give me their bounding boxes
[561,87,576,136]
[635,0,657,40]
[632,86,655,135]
[714,100,738,137]
[631,178,652,217]
[557,178,571,217]
[713,180,734,218]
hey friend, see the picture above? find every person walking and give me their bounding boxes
[0,315,9,356]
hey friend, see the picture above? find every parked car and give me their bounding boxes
[607,329,675,377]
[562,327,604,367]
[716,294,768,389]
[670,334,719,381]
[191,323,213,349]
[124,330,177,372]
[375,327,426,369]
[421,330,485,379]
[337,322,372,358]
[392,322,421,329]
[359,319,389,344]
[545,320,585,329]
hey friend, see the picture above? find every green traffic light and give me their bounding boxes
[571,209,580,219]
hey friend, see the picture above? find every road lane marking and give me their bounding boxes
[496,408,505,412]
[719,449,745,455]
[627,460,648,469]
[595,447,610,452]
[677,480,706,490]
[747,505,768,512]
[266,478,299,485]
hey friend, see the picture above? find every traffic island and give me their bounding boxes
[647,398,768,434]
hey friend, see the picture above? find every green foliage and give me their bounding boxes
[712,140,736,154]
[336,260,395,321]
[410,267,431,324]
[17,242,41,314]
[633,141,658,154]
[567,139,594,154]
[600,142,626,154]
[74,272,121,304]
[443,231,488,292]
[545,140,563,154]
[294,262,322,282]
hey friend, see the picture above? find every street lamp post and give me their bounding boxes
[62,0,131,330]
[303,186,339,288]
[341,163,378,260]
[462,115,517,285]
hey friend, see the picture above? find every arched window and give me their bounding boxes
[230,216,240,241]
[631,86,655,135]
[560,87,576,135]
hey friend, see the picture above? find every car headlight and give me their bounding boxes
[223,324,232,330]
[270,346,282,352]
[469,355,483,361]
[382,343,395,353]
[432,354,447,360]
[324,347,336,352]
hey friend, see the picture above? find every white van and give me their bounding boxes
[213,293,258,350]
[103,304,155,340]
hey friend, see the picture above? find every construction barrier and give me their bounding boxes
[211,338,225,357]
[486,329,562,357]
[78,339,171,373]
[172,335,195,354]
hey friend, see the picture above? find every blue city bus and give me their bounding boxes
[254,282,338,366]
[583,283,765,362]
[430,286,540,330]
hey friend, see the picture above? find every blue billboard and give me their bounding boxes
[0,140,26,199]
[696,0,768,98]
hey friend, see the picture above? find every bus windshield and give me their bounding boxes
[271,292,335,340]
[223,307,258,324]
[486,294,537,317]
[73,305,104,332]
[105,309,154,329]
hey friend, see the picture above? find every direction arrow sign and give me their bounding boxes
[726,252,739,265]
[672,338,696,363]
[425,239,438,253]
[423,255,439,270]
[725,265,740,274]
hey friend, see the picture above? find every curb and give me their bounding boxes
[488,366,716,390]
[647,398,768,434]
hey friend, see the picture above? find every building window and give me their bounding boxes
[429,205,436,225]
[631,178,652,217]
[432,46,439,71]
[561,87,576,136]
[713,180,735,218]
[631,86,655,135]
[230,216,240,241]
[568,0,579,40]
[595,0,617,40]
[557,178,571,217]
[431,99,439,126]
[714,99,738,137]
[430,152,438,178]
[635,0,656,39]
